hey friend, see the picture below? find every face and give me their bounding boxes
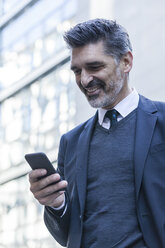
[71,41,132,109]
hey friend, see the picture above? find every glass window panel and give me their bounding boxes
[0,176,61,247]
[0,62,76,171]
[2,0,23,14]
[0,0,77,89]
[0,62,76,247]
[1,0,76,50]
[0,1,77,246]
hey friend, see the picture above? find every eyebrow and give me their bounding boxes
[71,61,105,71]
[86,61,104,66]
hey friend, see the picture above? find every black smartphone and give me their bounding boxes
[25,152,57,179]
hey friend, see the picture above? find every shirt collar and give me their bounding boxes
[98,88,139,125]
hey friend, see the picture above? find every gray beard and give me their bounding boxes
[87,71,125,109]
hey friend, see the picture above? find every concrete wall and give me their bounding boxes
[113,0,165,101]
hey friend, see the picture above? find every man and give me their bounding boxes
[29,19,165,248]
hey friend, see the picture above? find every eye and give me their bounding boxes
[88,65,104,71]
[73,69,81,76]
[90,66,100,70]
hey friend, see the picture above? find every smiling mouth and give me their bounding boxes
[85,86,101,95]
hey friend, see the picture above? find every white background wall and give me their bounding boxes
[112,0,165,101]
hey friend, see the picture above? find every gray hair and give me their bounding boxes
[63,18,132,62]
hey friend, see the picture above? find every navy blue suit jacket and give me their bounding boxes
[44,95,165,248]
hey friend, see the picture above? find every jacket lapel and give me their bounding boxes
[76,112,98,215]
[134,95,157,200]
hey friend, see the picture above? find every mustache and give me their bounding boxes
[82,78,105,91]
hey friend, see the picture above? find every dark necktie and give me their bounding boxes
[105,109,118,128]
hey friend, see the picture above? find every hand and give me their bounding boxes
[29,169,68,208]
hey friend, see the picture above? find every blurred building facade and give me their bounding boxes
[0,0,165,247]
[0,0,78,247]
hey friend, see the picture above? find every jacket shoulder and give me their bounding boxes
[62,114,97,140]
[139,95,165,114]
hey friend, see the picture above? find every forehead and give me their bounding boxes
[71,41,109,65]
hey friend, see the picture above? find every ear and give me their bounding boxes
[120,51,133,73]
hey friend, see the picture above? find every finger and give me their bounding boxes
[30,173,66,194]
[36,173,61,189]
[29,169,47,183]
[34,180,68,199]
[39,191,65,207]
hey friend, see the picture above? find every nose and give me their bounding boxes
[81,69,93,88]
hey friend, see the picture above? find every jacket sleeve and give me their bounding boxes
[44,135,71,247]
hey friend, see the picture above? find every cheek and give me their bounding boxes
[98,70,114,81]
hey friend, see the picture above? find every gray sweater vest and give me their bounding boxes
[81,110,147,248]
